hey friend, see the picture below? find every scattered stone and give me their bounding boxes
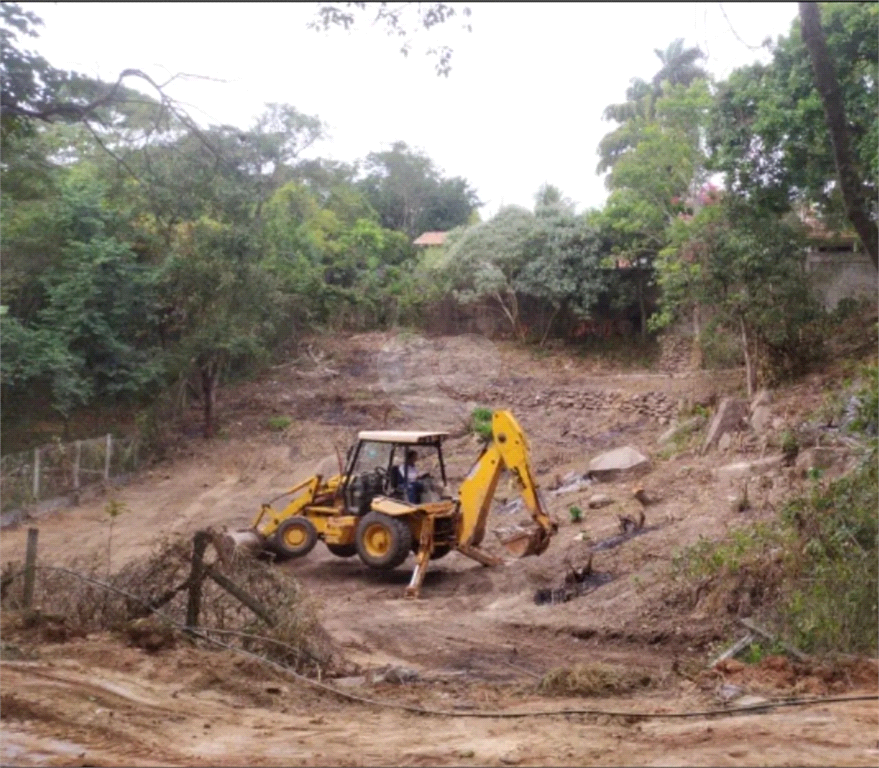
[737,695,771,710]
[750,404,773,434]
[703,398,750,453]
[795,447,844,473]
[587,494,613,509]
[497,498,524,515]
[750,388,773,411]
[633,487,661,507]
[718,683,745,702]
[715,455,785,483]
[374,666,419,685]
[617,510,645,534]
[124,617,176,653]
[588,446,650,481]
[550,476,592,496]
[717,432,732,453]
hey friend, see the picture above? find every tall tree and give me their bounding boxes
[438,206,536,338]
[798,2,877,267]
[360,141,480,238]
[709,3,876,262]
[651,38,708,89]
[653,198,822,395]
[597,39,707,175]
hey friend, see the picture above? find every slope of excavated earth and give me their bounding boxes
[1,332,877,767]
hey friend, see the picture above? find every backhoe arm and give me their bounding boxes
[457,410,557,554]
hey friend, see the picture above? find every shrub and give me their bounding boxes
[780,458,878,654]
[470,407,493,440]
[268,415,292,431]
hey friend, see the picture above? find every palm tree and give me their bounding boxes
[652,39,708,89]
[597,40,707,174]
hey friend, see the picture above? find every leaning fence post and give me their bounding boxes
[104,434,112,482]
[186,530,209,631]
[23,527,39,608]
[32,447,40,501]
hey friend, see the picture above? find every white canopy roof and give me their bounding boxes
[357,430,448,444]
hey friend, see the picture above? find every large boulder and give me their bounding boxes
[588,446,650,481]
[703,398,750,453]
[750,388,774,434]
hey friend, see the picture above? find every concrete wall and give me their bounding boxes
[806,247,877,310]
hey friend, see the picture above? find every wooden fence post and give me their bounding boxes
[32,448,40,501]
[186,531,209,631]
[73,440,82,492]
[23,527,38,608]
[104,434,112,482]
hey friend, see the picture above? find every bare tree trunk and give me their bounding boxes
[690,303,703,371]
[799,2,878,269]
[739,314,756,399]
[200,363,217,438]
[636,266,648,339]
[540,306,561,347]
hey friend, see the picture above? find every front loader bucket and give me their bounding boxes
[220,529,267,559]
[495,525,552,558]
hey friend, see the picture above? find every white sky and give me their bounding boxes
[19,2,800,219]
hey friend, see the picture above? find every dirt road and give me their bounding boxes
[2,333,876,766]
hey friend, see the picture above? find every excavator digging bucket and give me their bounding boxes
[496,525,552,558]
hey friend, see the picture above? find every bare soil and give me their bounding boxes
[2,332,876,767]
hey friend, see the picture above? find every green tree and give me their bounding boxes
[158,220,283,438]
[519,205,607,344]
[654,198,823,395]
[709,2,877,265]
[798,2,877,266]
[651,38,708,89]
[597,81,713,336]
[360,141,480,238]
[597,39,707,175]
[1,175,163,420]
[438,206,536,338]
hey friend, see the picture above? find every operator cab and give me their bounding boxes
[341,430,449,515]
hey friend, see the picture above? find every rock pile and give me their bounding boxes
[487,387,678,422]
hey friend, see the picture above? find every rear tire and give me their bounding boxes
[272,516,318,559]
[356,511,412,570]
[326,542,357,558]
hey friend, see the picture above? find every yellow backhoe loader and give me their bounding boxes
[227,410,557,597]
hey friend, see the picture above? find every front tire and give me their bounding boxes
[356,511,412,570]
[326,542,357,558]
[272,516,318,559]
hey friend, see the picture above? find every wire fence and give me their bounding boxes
[1,434,142,513]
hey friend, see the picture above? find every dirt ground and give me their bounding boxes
[2,332,877,767]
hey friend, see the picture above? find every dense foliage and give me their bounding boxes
[1,2,875,443]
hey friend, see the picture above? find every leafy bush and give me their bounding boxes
[780,458,878,654]
[849,363,878,437]
[675,457,878,656]
[470,407,493,440]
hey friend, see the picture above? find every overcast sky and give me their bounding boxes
[20,2,800,219]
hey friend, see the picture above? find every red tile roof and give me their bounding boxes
[413,231,447,246]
